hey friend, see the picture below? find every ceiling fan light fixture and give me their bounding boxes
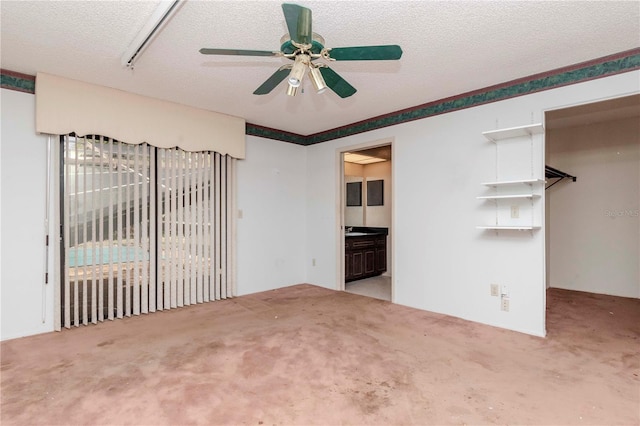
[286,83,299,96]
[287,73,302,87]
[309,66,327,94]
[287,55,307,87]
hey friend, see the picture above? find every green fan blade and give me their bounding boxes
[200,48,279,57]
[319,67,357,98]
[328,45,403,61]
[282,3,312,45]
[253,65,292,95]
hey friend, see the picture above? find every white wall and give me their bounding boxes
[1,89,55,340]
[305,71,640,336]
[547,117,639,298]
[1,71,638,340]
[235,136,308,295]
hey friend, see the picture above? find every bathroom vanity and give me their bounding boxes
[345,227,387,282]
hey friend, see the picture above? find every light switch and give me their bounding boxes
[501,284,509,297]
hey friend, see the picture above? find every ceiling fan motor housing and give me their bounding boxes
[280,38,326,60]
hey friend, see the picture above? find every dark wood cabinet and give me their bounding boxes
[376,246,386,273]
[345,233,387,282]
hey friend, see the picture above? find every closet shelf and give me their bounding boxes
[482,123,544,142]
[477,226,541,231]
[482,178,545,187]
[477,194,541,200]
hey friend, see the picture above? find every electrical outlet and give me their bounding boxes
[510,205,520,218]
[501,297,510,312]
[490,284,499,297]
[237,209,243,219]
[312,258,316,266]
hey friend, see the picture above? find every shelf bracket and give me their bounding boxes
[545,165,576,190]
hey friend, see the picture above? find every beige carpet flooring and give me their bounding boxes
[1,285,639,425]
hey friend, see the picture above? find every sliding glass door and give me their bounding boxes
[60,135,234,329]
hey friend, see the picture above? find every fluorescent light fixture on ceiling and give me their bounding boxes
[344,153,387,165]
[121,0,182,68]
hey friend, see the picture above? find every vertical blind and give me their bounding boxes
[60,135,235,328]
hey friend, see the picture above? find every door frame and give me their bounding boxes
[335,138,395,301]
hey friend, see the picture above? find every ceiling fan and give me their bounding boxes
[199,3,403,98]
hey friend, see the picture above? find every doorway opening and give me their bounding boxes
[545,94,640,330]
[340,143,392,301]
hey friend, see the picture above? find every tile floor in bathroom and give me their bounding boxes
[345,274,391,301]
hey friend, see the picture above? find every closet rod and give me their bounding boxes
[545,165,576,189]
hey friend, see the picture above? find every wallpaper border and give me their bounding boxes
[3,48,639,145]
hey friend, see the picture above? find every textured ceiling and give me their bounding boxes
[1,1,639,135]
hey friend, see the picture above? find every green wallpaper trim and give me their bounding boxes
[245,123,306,145]
[0,70,35,94]
[304,49,640,145]
[2,48,638,146]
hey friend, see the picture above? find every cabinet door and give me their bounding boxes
[364,249,376,275]
[345,252,352,281]
[376,247,386,273]
[352,251,364,279]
